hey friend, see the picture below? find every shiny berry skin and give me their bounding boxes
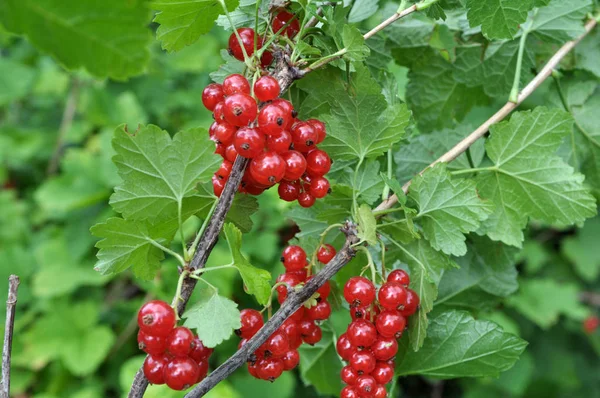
[350,350,376,374]
[213,101,225,122]
[216,160,233,180]
[272,10,300,38]
[341,386,360,398]
[238,309,264,339]
[271,99,295,128]
[261,50,274,68]
[372,361,394,385]
[250,151,286,185]
[279,319,301,349]
[299,320,322,345]
[375,310,406,339]
[584,315,600,334]
[212,122,237,145]
[254,76,280,102]
[282,245,307,271]
[223,74,250,95]
[317,244,336,264]
[347,319,378,348]
[266,330,290,358]
[298,192,315,208]
[307,119,326,144]
[247,361,259,379]
[387,269,410,286]
[290,306,305,322]
[223,93,258,127]
[138,330,168,356]
[228,28,257,61]
[164,357,200,391]
[350,305,379,321]
[276,272,304,303]
[290,122,318,152]
[258,104,289,136]
[306,300,332,321]
[309,176,331,198]
[212,175,225,197]
[143,354,169,385]
[266,130,292,153]
[400,288,420,317]
[341,365,359,385]
[305,149,331,177]
[378,282,408,311]
[167,327,195,357]
[374,384,387,398]
[371,336,398,361]
[344,277,376,307]
[138,300,177,337]
[189,338,213,362]
[278,180,300,201]
[256,358,284,381]
[282,350,300,370]
[202,83,224,111]
[306,276,331,301]
[281,150,306,181]
[225,143,238,162]
[336,333,354,361]
[196,359,209,383]
[234,127,265,158]
[355,375,377,397]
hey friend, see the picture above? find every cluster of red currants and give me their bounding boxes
[336,270,420,398]
[137,300,213,390]
[237,244,337,381]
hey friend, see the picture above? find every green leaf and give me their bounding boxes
[91,217,178,280]
[465,0,534,40]
[562,217,600,281]
[575,29,600,78]
[348,0,379,23]
[481,39,535,98]
[340,160,385,206]
[409,164,493,256]
[183,291,241,347]
[223,223,271,305]
[396,310,528,377]
[215,0,268,31]
[298,327,344,395]
[529,0,592,43]
[0,59,35,106]
[227,194,259,233]
[0,0,151,80]
[342,25,370,62]
[152,0,240,52]
[356,204,377,245]
[506,279,589,328]
[110,125,221,223]
[478,108,597,247]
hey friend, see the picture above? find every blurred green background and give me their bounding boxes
[1,16,600,398]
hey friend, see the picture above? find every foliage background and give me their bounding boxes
[1,1,599,397]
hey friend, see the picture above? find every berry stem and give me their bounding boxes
[379,241,387,281]
[192,264,235,276]
[2,275,19,398]
[146,238,186,267]
[356,246,377,284]
[190,274,219,292]
[219,0,252,67]
[187,198,219,260]
[308,223,344,275]
[172,270,190,315]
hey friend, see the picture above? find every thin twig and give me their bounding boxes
[47,78,80,175]
[581,292,600,308]
[374,17,599,212]
[1,275,20,398]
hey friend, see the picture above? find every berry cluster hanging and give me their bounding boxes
[137,300,213,390]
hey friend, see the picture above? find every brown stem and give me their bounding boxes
[47,78,80,175]
[581,292,600,308]
[1,275,20,398]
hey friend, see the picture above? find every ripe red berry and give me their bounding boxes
[164,357,200,391]
[256,358,284,381]
[278,180,300,201]
[250,151,286,185]
[306,276,331,301]
[216,160,233,180]
[228,27,257,61]
[266,330,290,358]
[299,320,322,345]
[281,246,307,271]
[375,310,407,339]
[272,10,300,38]
[387,269,410,286]
[282,349,300,370]
[341,386,360,398]
[350,305,379,321]
[258,103,289,136]
[223,74,250,95]
[234,127,265,158]
[584,315,600,334]
[336,333,354,361]
[266,130,292,153]
[279,318,301,349]
[307,119,326,144]
[202,83,224,111]
[374,384,387,398]
[225,143,238,162]
[308,176,330,198]
[238,309,264,339]
[341,365,359,385]
[350,350,376,374]
[290,306,305,322]
[355,375,377,397]
[212,175,225,197]
[196,359,209,383]
[143,354,169,385]
[223,93,258,127]
[400,288,420,317]
[371,336,398,361]
[372,361,394,384]
[317,244,336,264]
[213,101,225,122]
[138,300,177,337]
[290,122,318,152]
[298,192,315,207]
[305,149,331,177]
[261,50,274,68]
[247,361,259,379]
[271,99,295,128]
[378,282,408,311]
[281,150,307,181]
[306,300,332,321]
[344,277,376,307]
[212,122,237,145]
[138,330,168,356]
[254,75,280,102]
[167,327,195,357]
[189,338,213,362]
[347,319,378,348]
[276,272,304,303]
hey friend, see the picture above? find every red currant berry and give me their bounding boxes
[290,306,305,322]
[212,122,237,145]
[375,310,406,339]
[281,246,307,271]
[371,336,398,361]
[223,73,250,95]
[265,330,290,358]
[341,386,360,398]
[279,318,301,349]
[266,130,292,153]
[228,28,257,61]
[138,330,168,356]
[290,122,318,152]
[143,354,169,385]
[225,143,238,163]
[305,149,331,177]
[282,349,300,370]
[344,277,376,307]
[213,101,225,122]
[250,151,286,186]
[202,83,224,111]
[276,272,304,303]
[308,176,330,198]
[234,127,265,158]
[281,150,307,181]
[387,269,410,286]
[261,50,273,68]
[189,338,213,362]
[167,327,194,357]
[306,276,331,301]
[336,333,354,361]
[223,93,258,127]
[307,119,326,144]
[214,142,226,159]
[374,384,387,398]
[216,160,233,180]
[164,357,200,391]
[372,361,394,385]
[278,180,300,201]
[299,320,322,345]
[306,300,332,321]
[341,365,359,385]
[355,375,377,397]
[256,358,284,381]
[350,350,376,375]
[350,305,379,321]
[196,359,209,383]
[271,99,295,128]
[584,315,600,334]
[247,361,260,379]
[378,282,408,311]
[212,175,225,197]
[288,268,308,280]
[258,103,289,136]
[347,319,378,348]
[317,244,336,264]
[254,75,280,102]
[298,192,315,207]
[238,309,264,339]
[272,10,300,38]
[399,288,420,317]
[138,300,176,337]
